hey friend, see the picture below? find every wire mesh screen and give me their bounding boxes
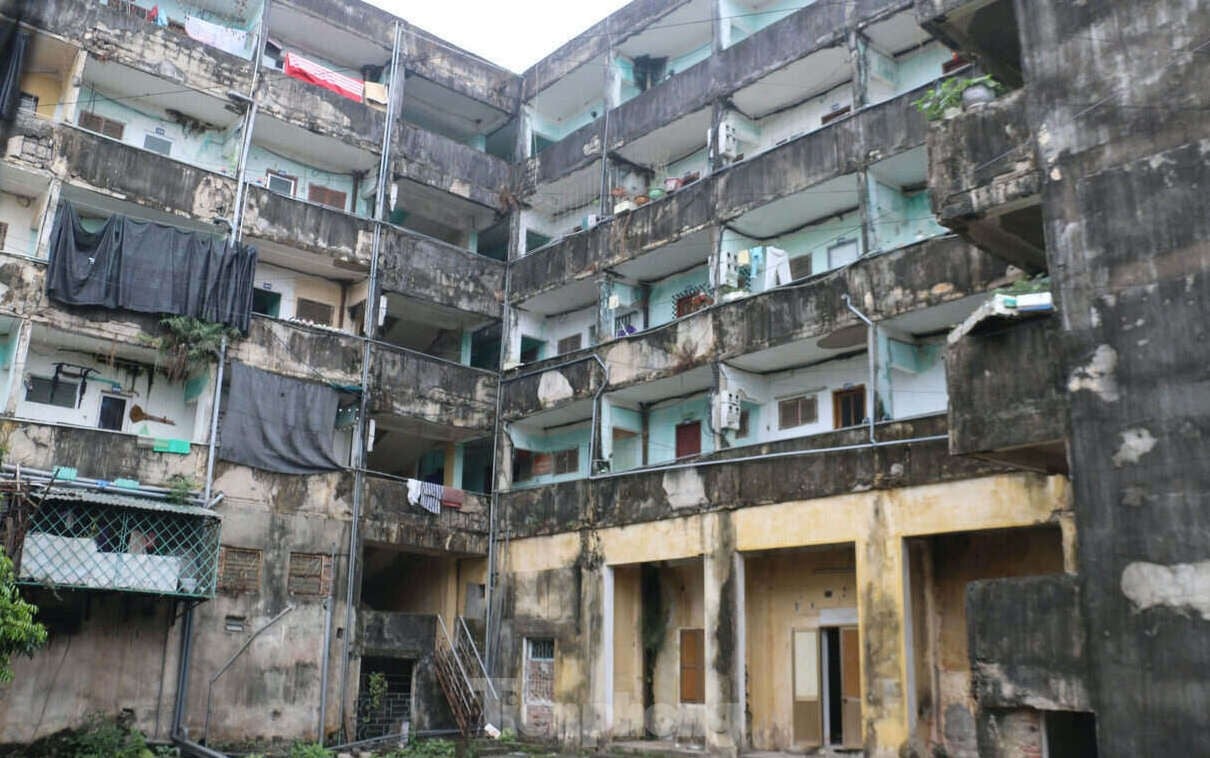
[17,497,221,598]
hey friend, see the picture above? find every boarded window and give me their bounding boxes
[18,92,37,114]
[307,184,348,211]
[778,395,819,429]
[675,420,701,458]
[680,628,705,703]
[287,552,333,596]
[833,387,865,429]
[218,546,262,594]
[557,334,582,355]
[79,111,125,139]
[26,376,78,408]
[295,298,334,326]
[554,448,579,475]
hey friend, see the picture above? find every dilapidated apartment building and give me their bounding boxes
[0,0,1205,755]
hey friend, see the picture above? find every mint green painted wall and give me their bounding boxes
[244,144,364,215]
[723,0,810,47]
[76,87,238,175]
[648,395,712,464]
[894,41,952,96]
[603,403,644,471]
[648,265,711,327]
[509,423,592,487]
[867,177,946,253]
[724,209,864,278]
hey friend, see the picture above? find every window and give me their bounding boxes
[307,184,348,211]
[790,254,814,281]
[553,448,579,476]
[675,420,701,458]
[528,638,555,661]
[287,552,333,596]
[0,222,8,251]
[294,298,334,326]
[524,637,555,735]
[252,288,282,318]
[614,311,638,336]
[266,170,297,196]
[525,229,552,253]
[97,395,127,431]
[679,628,705,703]
[557,334,582,355]
[833,386,866,429]
[218,546,262,594]
[778,395,819,430]
[828,240,860,269]
[79,111,125,140]
[26,376,78,408]
[142,133,173,156]
[18,92,37,114]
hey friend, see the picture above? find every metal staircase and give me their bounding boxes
[434,616,499,737]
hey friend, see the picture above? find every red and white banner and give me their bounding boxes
[282,52,365,102]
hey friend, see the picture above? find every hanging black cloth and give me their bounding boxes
[0,18,30,121]
[45,203,258,331]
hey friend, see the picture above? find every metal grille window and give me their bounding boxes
[79,111,125,140]
[778,395,819,429]
[17,492,221,598]
[218,546,262,594]
[294,298,334,326]
[529,638,555,660]
[26,376,79,408]
[556,334,582,355]
[287,552,333,596]
[307,184,348,211]
[553,448,579,476]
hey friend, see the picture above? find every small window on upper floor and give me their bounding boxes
[295,298,334,326]
[287,552,333,596]
[18,92,37,114]
[520,336,545,364]
[218,546,262,594]
[26,376,78,408]
[79,111,125,140]
[789,255,814,281]
[252,288,282,318]
[557,334,582,355]
[143,133,173,156]
[778,395,818,430]
[554,448,579,476]
[266,170,297,196]
[308,184,348,212]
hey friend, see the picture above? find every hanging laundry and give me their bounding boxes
[283,52,365,102]
[184,16,251,59]
[405,478,442,515]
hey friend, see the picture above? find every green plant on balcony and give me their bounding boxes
[166,474,198,505]
[913,75,1003,121]
[143,316,240,382]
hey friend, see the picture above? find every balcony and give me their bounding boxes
[17,485,221,599]
[243,184,371,267]
[396,124,513,213]
[5,422,206,486]
[511,88,931,305]
[21,0,254,99]
[360,476,489,555]
[967,574,1089,711]
[915,0,1024,86]
[946,306,1068,473]
[359,610,437,658]
[498,414,1010,537]
[233,316,363,386]
[368,344,497,434]
[502,236,1006,420]
[927,88,1045,271]
[377,227,505,319]
[256,69,387,153]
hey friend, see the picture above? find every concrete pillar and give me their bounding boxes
[598,564,615,737]
[702,512,742,756]
[855,493,911,758]
[3,319,33,415]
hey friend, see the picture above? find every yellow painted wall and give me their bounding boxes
[745,546,858,751]
[18,72,67,119]
[612,565,645,737]
[649,560,706,741]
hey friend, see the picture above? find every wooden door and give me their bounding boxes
[840,627,862,748]
[832,386,866,429]
[679,628,705,703]
[675,420,701,458]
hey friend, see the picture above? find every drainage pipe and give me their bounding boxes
[338,19,404,734]
[203,604,296,744]
[586,353,610,474]
[202,335,227,504]
[317,542,337,745]
[842,294,878,444]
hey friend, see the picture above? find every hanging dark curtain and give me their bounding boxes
[0,16,30,122]
[46,203,258,331]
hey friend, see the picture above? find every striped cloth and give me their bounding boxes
[282,52,365,102]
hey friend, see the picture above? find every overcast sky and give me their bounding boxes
[365,0,633,72]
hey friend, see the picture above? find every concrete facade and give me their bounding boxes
[0,0,1203,755]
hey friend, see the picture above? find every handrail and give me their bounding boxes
[456,616,499,701]
[435,615,477,711]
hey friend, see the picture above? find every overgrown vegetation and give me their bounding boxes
[367,670,389,710]
[288,742,332,758]
[996,274,1052,295]
[143,316,239,382]
[913,74,1003,120]
[165,474,198,505]
[0,553,46,682]
[385,738,457,758]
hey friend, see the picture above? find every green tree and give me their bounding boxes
[0,552,47,681]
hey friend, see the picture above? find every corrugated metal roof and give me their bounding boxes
[43,488,221,519]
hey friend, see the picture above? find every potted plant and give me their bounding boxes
[913,75,1003,121]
